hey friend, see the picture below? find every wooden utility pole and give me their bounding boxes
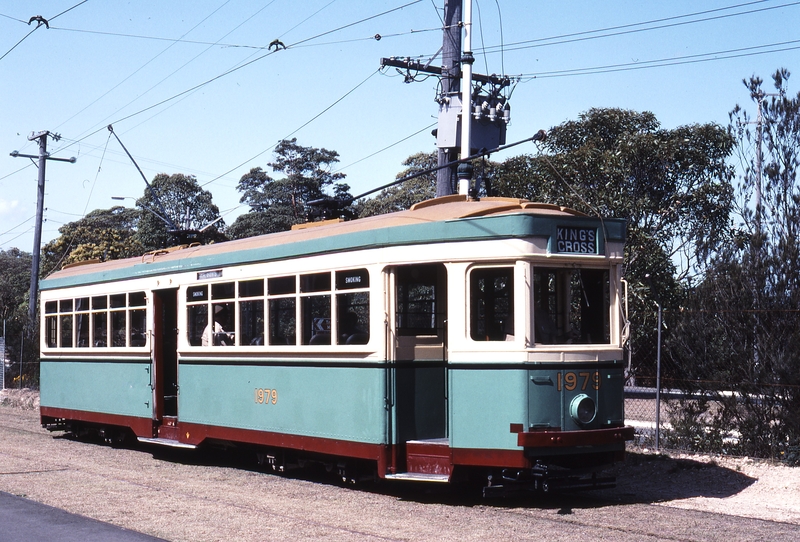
[10,131,76,331]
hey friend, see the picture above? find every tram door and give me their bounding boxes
[152,289,179,425]
[392,264,448,451]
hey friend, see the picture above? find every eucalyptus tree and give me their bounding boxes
[135,173,226,250]
[229,139,352,239]
[356,152,438,217]
[667,69,800,459]
[491,108,736,384]
[41,206,143,276]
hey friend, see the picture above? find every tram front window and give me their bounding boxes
[533,267,610,345]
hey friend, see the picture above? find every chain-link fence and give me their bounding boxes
[627,383,800,467]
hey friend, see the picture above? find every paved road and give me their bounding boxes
[0,491,166,542]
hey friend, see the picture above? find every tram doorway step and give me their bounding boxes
[137,437,197,450]
[405,438,452,477]
[157,416,179,440]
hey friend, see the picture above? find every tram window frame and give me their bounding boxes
[43,291,148,349]
[335,269,370,345]
[183,268,371,348]
[300,272,331,345]
[239,279,265,346]
[469,266,515,342]
[395,264,444,337]
[532,267,611,345]
[267,275,297,346]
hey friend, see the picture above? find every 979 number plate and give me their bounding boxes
[556,371,600,391]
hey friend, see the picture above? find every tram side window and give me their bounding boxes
[336,268,370,345]
[43,291,147,348]
[301,272,331,345]
[129,291,147,347]
[210,282,235,346]
[239,279,265,346]
[92,295,108,347]
[44,301,57,348]
[268,276,296,345]
[470,267,514,341]
[533,268,610,344]
[186,285,209,346]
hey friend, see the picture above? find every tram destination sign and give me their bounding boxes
[556,226,598,254]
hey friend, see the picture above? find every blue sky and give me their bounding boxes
[2,0,798,253]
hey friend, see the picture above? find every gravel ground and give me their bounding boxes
[2,389,799,541]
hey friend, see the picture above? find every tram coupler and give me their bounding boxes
[482,462,616,498]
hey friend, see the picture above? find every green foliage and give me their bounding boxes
[0,248,31,322]
[136,173,226,250]
[230,139,351,238]
[491,108,735,384]
[0,248,36,387]
[356,152,437,217]
[666,69,800,460]
[41,206,143,276]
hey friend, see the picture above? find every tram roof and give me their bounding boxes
[40,196,626,291]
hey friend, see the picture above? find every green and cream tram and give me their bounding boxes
[40,196,634,494]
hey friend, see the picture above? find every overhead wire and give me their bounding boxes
[50,0,422,156]
[0,215,35,240]
[38,1,424,198]
[335,122,438,173]
[200,68,381,188]
[53,0,236,135]
[477,0,799,55]
[519,39,800,80]
[0,0,89,61]
[0,23,42,62]
[7,0,790,229]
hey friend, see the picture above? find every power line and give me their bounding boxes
[478,0,797,55]
[0,0,89,61]
[0,216,35,239]
[0,24,42,62]
[519,39,800,80]
[49,0,90,23]
[201,68,381,188]
[50,0,420,156]
[0,12,28,24]
[335,122,437,173]
[52,0,237,135]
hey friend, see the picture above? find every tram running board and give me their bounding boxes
[137,437,197,449]
[384,472,450,483]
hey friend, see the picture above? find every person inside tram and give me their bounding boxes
[202,304,234,346]
[339,310,369,344]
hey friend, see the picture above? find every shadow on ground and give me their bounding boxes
[62,431,758,511]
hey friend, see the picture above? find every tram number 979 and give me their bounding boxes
[254,388,278,404]
[556,371,600,392]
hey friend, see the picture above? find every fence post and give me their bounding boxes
[655,301,662,450]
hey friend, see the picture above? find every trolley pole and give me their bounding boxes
[10,131,76,332]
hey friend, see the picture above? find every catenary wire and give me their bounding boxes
[335,122,437,173]
[477,0,800,55]
[519,39,800,80]
[200,68,380,188]
[48,0,422,156]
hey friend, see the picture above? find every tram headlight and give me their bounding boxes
[569,394,597,425]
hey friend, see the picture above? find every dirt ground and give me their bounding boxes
[2,388,800,539]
